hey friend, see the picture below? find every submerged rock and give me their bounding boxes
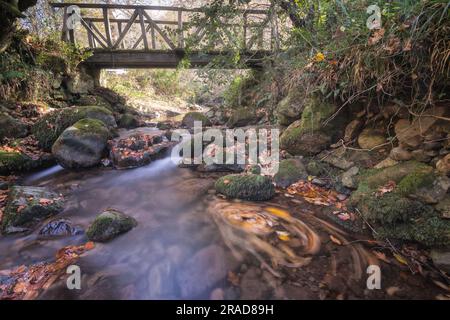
[1,186,64,234]
[177,245,227,298]
[52,119,111,169]
[86,209,137,242]
[274,158,307,188]
[39,219,83,237]
[215,174,275,201]
[109,129,174,169]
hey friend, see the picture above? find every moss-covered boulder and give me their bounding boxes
[274,159,307,188]
[350,161,432,204]
[86,209,137,242]
[351,161,450,246]
[32,106,117,150]
[1,186,64,234]
[0,150,54,175]
[52,119,111,169]
[182,112,211,128]
[118,113,141,129]
[227,108,261,128]
[280,98,336,156]
[276,90,307,126]
[0,151,31,175]
[0,112,28,141]
[215,174,275,201]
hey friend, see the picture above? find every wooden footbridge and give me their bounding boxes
[50,2,282,69]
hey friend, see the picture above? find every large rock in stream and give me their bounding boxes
[1,186,64,234]
[215,174,275,201]
[52,119,111,169]
[86,209,137,242]
[32,106,117,150]
[109,128,175,169]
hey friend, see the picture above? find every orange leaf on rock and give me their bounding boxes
[84,241,95,250]
[39,198,53,206]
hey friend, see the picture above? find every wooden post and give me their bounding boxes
[151,24,156,49]
[138,9,149,50]
[103,7,113,48]
[243,12,247,50]
[87,22,94,48]
[61,7,69,42]
[118,22,125,49]
[178,9,184,49]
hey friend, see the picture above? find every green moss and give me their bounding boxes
[363,193,434,225]
[2,186,64,234]
[376,217,450,247]
[396,169,435,196]
[0,151,31,175]
[86,209,138,242]
[72,118,110,138]
[32,106,115,150]
[215,174,275,201]
[299,98,335,132]
[350,161,432,205]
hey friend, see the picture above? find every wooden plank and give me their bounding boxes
[138,9,149,50]
[61,7,68,42]
[178,9,184,48]
[112,10,139,49]
[90,22,109,46]
[142,10,176,50]
[151,25,156,49]
[103,7,113,48]
[50,3,269,15]
[243,13,247,50]
[87,22,94,48]
[117,22,125,49]
[80,19,108,49]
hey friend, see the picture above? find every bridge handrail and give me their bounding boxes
[49,2,280,52]
[49,2,270,15]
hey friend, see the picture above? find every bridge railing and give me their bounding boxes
[50,3,280,52]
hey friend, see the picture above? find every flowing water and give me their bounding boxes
[0,153,443,300]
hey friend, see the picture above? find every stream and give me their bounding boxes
[0,151,443,300]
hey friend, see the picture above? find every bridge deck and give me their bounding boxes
[84,50,271,69]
